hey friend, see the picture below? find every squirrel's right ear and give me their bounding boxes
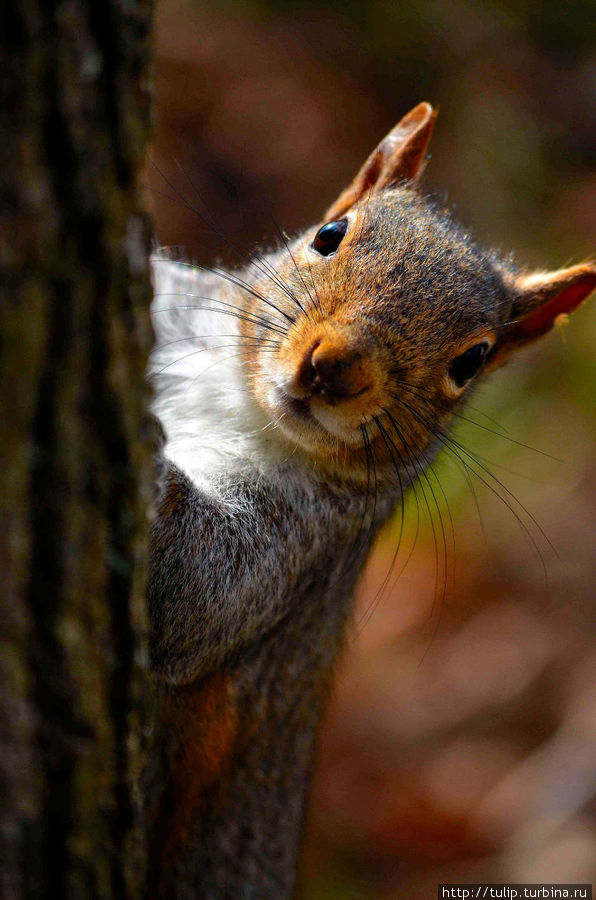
[486,263,596,370]
[325,102,437,220]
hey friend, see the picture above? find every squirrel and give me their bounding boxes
[146,103,595,899]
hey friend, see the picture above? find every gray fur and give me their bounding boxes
[145,198,507,897]
[145,172,587,896]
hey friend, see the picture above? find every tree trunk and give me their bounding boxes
[0,1,154,897]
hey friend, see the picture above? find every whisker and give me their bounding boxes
[154,333,280,353]
[383,408,448,641]
[267,214,317,323]
[153,291,287,337]
[159,155,315,321]
[391,381,560,462]
[304,255,324,318]
[152,255,296,327]
[152,301,287,339]
[393,395,554,582]
[356,416,407,633]
[182,347,277,396]
[152,340,277,377]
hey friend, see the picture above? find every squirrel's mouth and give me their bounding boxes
[272,388,323,434]
[268,385,368,449]
[266,385,315,427]
[282,394,312,422]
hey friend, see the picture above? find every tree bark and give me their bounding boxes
[0,1,154,897]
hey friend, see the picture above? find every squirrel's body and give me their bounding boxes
[146,104,595,898]
[148,467,380,897]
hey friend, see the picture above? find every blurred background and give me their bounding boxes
[146,0,596,896]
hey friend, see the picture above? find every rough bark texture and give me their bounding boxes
[0,1,154,897]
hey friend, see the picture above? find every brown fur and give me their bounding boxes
[325,102,437,219]
[239,114,595,482]
[158,675,237,861]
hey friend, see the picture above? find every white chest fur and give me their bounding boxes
[149,257,294,499]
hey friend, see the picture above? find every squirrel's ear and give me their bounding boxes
[325,102,437,220]
[487,263,596,369]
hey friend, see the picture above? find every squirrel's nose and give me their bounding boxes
[298,339,370,401]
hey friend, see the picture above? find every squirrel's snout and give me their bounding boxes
[295,338,371,402]
[270,325,387,441]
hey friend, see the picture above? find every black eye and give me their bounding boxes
[449,342,489,388]
[311,218,348,257]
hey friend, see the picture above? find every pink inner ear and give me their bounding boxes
[517,274,596,339]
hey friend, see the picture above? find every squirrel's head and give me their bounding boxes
[243,103,595,483]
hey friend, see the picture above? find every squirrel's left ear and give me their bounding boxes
[325,102,437,220]
[487,263,596,369]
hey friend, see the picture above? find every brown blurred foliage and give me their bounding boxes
[147,0,596,896]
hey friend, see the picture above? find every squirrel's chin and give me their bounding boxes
[256,385,406,485]
[265,385,365,449]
